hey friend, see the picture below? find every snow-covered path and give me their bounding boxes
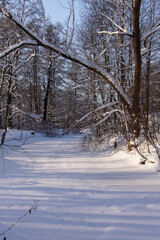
[0,131,160,240]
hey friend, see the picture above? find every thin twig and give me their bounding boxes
[0,200,39,237]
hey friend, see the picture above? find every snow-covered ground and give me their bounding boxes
[0,130,160,240]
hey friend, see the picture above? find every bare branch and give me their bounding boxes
[141,19,160,42]
[0,200,39,237]
[65,0,75,49]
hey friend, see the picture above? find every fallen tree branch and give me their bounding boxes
[0,200,39,238]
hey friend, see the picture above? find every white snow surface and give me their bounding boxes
[0,130,160,240]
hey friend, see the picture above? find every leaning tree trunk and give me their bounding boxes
[131,0,142,139]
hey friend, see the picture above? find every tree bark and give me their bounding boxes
[1,75,12,145]
[132,0,142,138]
[43,61,55,121]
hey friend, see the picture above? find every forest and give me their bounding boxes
[0,1,160,239]
[0,0,159,157]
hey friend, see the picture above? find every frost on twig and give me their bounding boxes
[0,200,39,238]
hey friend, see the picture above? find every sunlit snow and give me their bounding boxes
[0,130,160,240]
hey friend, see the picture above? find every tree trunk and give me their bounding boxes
[144,51,151,134]
[1,75,12,145]
[131,0,142,138]
[43,62,52,121]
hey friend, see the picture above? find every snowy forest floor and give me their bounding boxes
[0,130,160,240]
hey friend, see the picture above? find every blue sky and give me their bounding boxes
[43,0,81,24]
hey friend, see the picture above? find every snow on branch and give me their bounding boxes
[91,109,124,131]
[77,101,119,123]
[99,14,133,37]
[98,30,133,37]
[0,40,37,59]
[9,108,42,122]
[0,7,132,108]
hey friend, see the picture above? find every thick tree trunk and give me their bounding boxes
[131,0,142,138]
